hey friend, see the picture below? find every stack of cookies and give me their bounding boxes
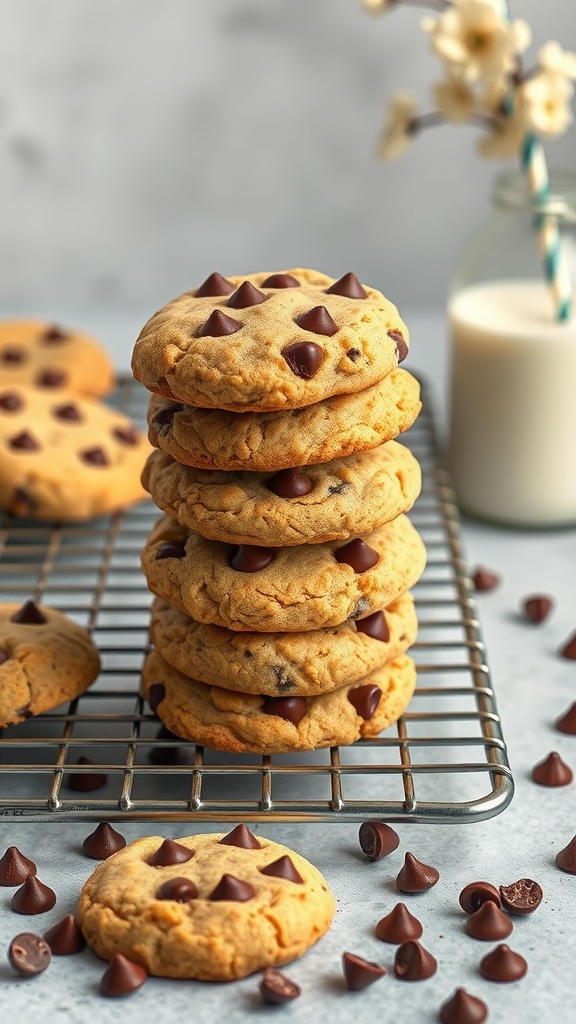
[132,268,426,754]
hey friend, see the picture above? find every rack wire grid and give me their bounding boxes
[0,374,513,824]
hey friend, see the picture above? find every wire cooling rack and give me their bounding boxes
[0,375,513,823]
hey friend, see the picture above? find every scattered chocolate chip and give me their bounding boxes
[555,835,576,873]
[531,750,573,786]
[0,391,23,411]
[227,281,266,308]
[1,347,25,364]
[43,915,86,955]
[16,703,32,720]
[68,756,107,792]
[220,824,260,849]
[499,878,542,915]
[259,967,301,1004]
[156,542,186,560]
[198,310,242,338]
[152,403,184,430]
[342,952,386,990]
[439,988,488,1024]
[352,598,370,619]
[465,901,513,941]
[355,611,390,642]
[194,272,234,298]
[9,430,40,451]
[209,874,255,902]
[472,567,500,592]
[348,684,381,720]
[0,647,8,665]
[394,939,437,980]
[560,631,576,659]
[0,847,37,886]
[10,601,47,625]
[375,903,423,943]
[281,341,324,379]
[149,839,194,867]
[113,426,138,446]
[12,875,56,914]
[479,943,527,982]
[328,482,348,495]
[522,594,553,623]
[37,369,66,387]
[326,272,367,299]
[79,446,109,467]
[388,329,408,363]
[262,695,307,724]
[100,953,147,997]
[458,881,501,915]
[229,545,276,572]
[358,821,399,861]
[8,933,51,976]
[42,326,69,343]
[261,273,301,289]
[555,702,576,735]
[10,487,36,517]
[52,401,82,422]
[148,725,189,765]
[147,682,166,713]
[82,822,126,860]
[295,306,338,336]
[346,348,361,361]
[335,538,379,573]
[396,852,439,894]
[260,856,303,883]
[265,467,313,498]
[156,877,198,902]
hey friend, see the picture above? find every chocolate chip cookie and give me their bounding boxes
[0,319,114,397]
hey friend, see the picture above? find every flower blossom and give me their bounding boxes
[361,0,397,12]
[377,92,417,159]
[538,41,576,81]
[432,76,475,122]
[477,112,524,159]
[422,0,531,85]
[517,71,574,138]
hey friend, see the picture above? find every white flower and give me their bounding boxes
[517,71,574,137]
[361,0,396,13]
[538,41,576,81]
[376,92,417,160]
[477,114,523,159]
[432,76,475,122]
[422,0,531,85]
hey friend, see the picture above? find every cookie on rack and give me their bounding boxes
[77,827,335,980]
[142,439,421,546]
[147,367,421,472]
[0,601,100,727]
[0,319,114,398]
[142,649,416,753]
[141,513,427,633]
[150,592,418,695]
[132,268,409,412]
[0,384,151,520]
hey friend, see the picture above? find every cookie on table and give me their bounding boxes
[142,439,421,546]
[77,827,335,981]
[0,319,114,398]
[0,384,151,520]
[0,601,100,727]
[150,592,418,696]
[147,367,421,472]
[142,649,417,753]
[141,513,427,633]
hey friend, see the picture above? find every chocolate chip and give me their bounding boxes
[281,341,324,379]
[0,391,23,411]
[555,834,576,873]
[68,756,107,792]
[355,611,390,642]
[194,272,234,298]
[152,403,184,430]
[198,310,242,338]
[465,901,513,941]
[522,594,553,623]
[478,943,527,982]
[388,328,408,363]
[259,856,303,883]
[0,647,8,665]
[439,988,488,1024]
[342,951,386,990]
[396,852,439,893]
[53,402,83,422]
[149,839,194,867]
[326,272,367,299]
[560,631,576,659]
[10,601,47,625]
[37,369,66,387]
[9,430,40,451]
[394,939,437,981]
[358,821,399,861]
[8,933,51,976]
[147,682,166,713]
[16,703,32,720]
[531,750,573,786]
[327,482,348,495]
[42,326,69,343]
[261,273,301,289]
[259,967,301,1004]
[100,953,147,997]
[472,566,500,592]
[351,598,369,619]
[219,824,260,849]
[555,702,576,735]
[156,877,198,902]
[229,545,276,572]
[348,684,381,720]
[227,281,266,308]
[295,306,338,336]
[148,725,189,765]
[262,695,307,724]
[499,878,542,915]
[79,446,109,467]
[0,846,37,886]
[1,347,25,364]
[209,874,255,902]
[265,467,313,498]
[113,425,138,446]
[82,822,126,860]
[375,903,423,943]
[347,348,361,361]
[335,538,379,573]
[10,487,36,517]
[458,881,501,915]
[43,915,86,955]
[271,666,295,692]
[12,875,56,914]
[156,542,186,560]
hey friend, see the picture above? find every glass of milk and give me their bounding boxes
[447,170,576,527]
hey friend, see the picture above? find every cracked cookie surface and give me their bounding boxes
[0,318,114,397]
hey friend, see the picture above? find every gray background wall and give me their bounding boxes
[1,0,574,341]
